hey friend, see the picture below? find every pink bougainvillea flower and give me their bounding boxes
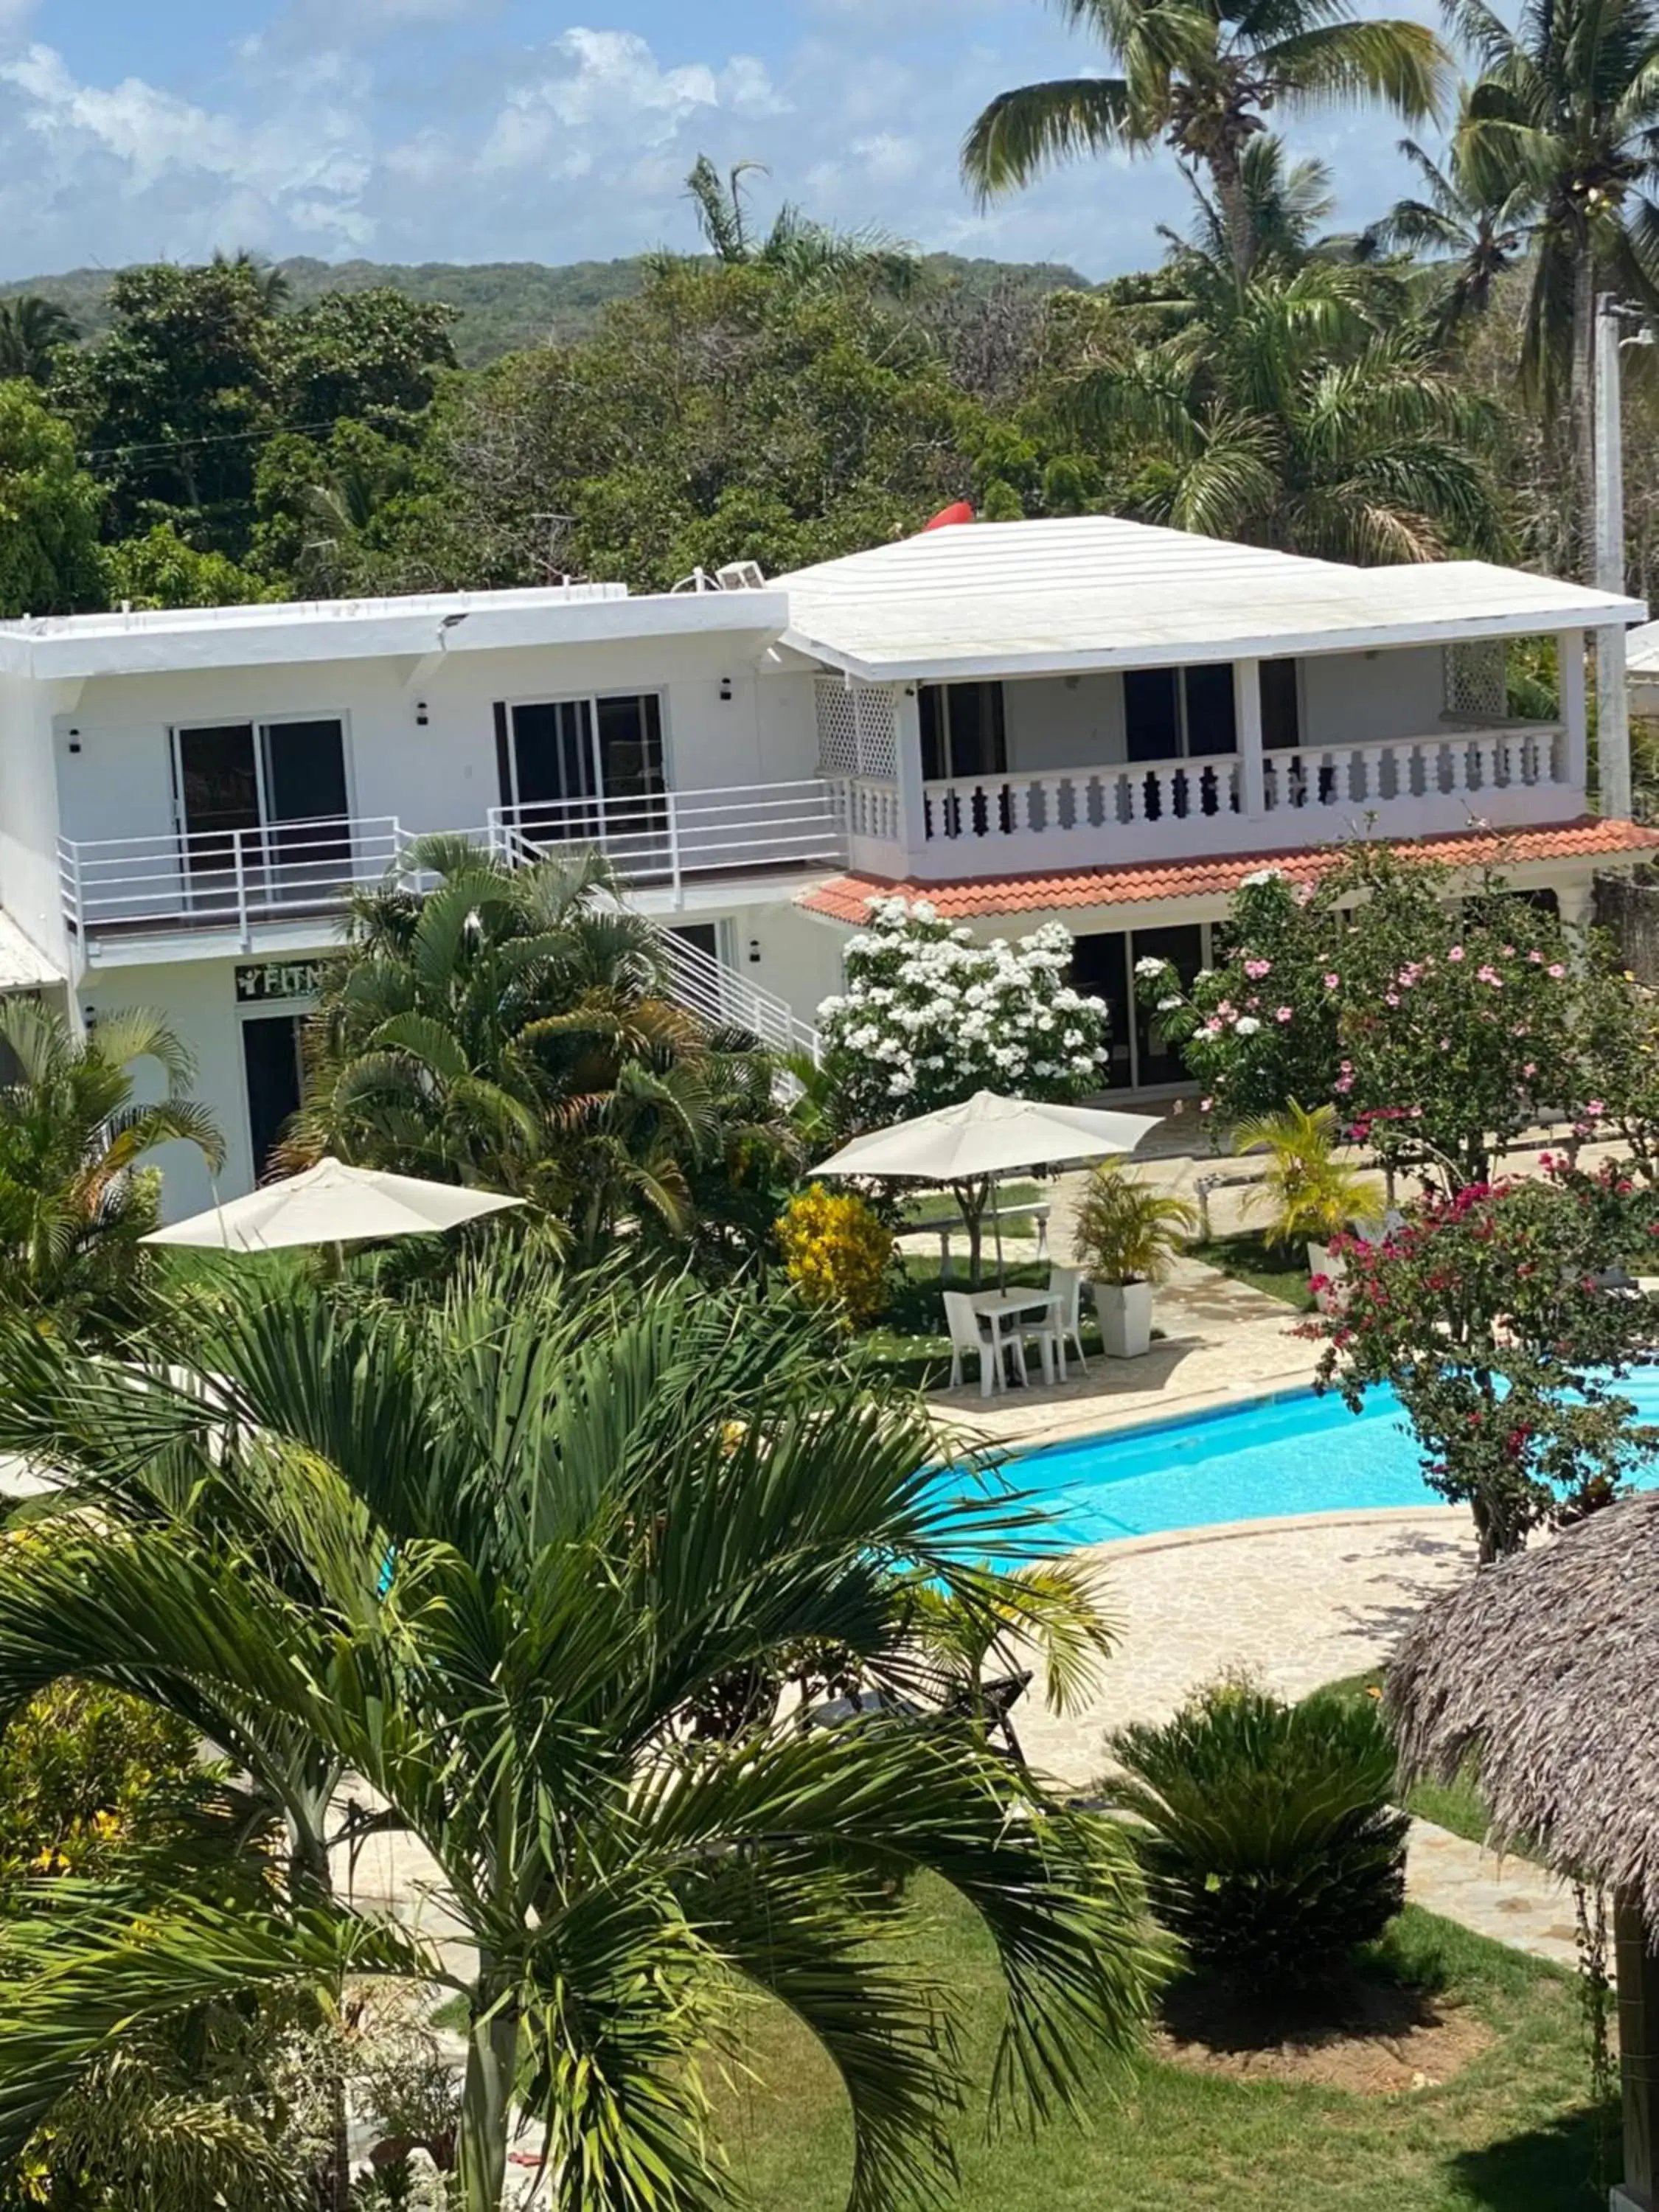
[1243,957,1272,979]
[1448,946,1465,962]
[1548,963,1566,979]
[1323,972,1340,990]
[1384,992,1400,1008]
[1528,948,1543,963]
[1276,1006,1293,1022]
[1523,1062,1537,1078]
[1588,1099,1607,1116]
[1335,1074,1354,1094]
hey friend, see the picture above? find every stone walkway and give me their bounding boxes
[1406,1818,1584,1971]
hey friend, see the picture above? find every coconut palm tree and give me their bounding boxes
[683,153,919,296]
[1370,123,1532,336]
[0,1265,1156,2212]
[961,0,1451,284]
[0,294,78,383]
[0,1001,223,1327]
[1066,263,1503,560]
[1449,0,1659,566]
[1161,135,1340,288]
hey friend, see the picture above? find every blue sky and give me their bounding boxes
[1,0,1449,279]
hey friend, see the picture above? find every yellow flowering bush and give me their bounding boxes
[776,1184,894,1328]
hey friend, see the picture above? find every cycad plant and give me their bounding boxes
[0,1001,223,1329]
[1105,1680,1409,1987]
[1234,1097,1380,1249]
[0,1263,1156,2212]
[962,0,1450,284]
[1070,1158,1198,1285]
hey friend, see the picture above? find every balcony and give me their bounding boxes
[58,783,853,966]
[884,723,1571,882]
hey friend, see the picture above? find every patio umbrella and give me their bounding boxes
[813,1090,1163,1284]
[142,1156,522,1253]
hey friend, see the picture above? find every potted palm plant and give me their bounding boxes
[1070,1160,1198,1359]
[1233,1100,1381,1288]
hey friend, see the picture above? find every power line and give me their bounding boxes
[78,418,348,465]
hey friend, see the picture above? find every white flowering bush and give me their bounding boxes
[816,897,1111,1130]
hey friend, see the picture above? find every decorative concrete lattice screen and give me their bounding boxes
[1442,640,1508,723]
[815,677,899,779]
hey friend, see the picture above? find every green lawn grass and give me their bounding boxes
[1191,1231,1317,1312]
[709,1879,1610,2212]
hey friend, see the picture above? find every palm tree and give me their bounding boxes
[1369,122,1531,335]
[287,838,795,1260]
[210,248,291,313]
[1449,0,1659,567]
[1161,135,1340,288]
[683,154,919,295]
[0,294,78,383]
[1067,263,1503,561]
[1234,1097,1380,1247]
[0,1265,1156,2212]
[961,0,1451,284]
[0,1001,223,1326]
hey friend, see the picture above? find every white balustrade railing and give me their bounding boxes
[489,779,846,891]
[58,816,406,946]
[1260,725,1564,813]
[830,775,902,846]
[922,756,1241,843]
[919,726,1567,846]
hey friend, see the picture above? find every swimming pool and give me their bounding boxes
[996,1369,1659,1545]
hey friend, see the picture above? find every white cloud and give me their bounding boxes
[0,4,1440,283]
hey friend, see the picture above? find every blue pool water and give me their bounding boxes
[997,1370,1659,1545]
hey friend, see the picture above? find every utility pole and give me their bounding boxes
[1593,294,1647,821]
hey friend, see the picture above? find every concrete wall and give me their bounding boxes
[55,634,819,852]
[0,672,68,965]
[982,648,1455,779]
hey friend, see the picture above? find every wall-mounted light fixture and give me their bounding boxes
[414,699,430,726]
[66,727,81,753]
[748,937,762,964]
[719,675,734,702]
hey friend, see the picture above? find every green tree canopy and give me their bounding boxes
[0,381,105,616]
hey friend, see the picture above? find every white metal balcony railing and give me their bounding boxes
[919,726,1568,846]
[58,816,407,939]
[487,781,847,892]
[57,811,823,1065]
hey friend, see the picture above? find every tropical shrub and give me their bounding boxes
[1105,1680,1409,1988]
[1069,1160,1197,1285]
[1234,1099,1381,1249]
[0,1674,204,1890]
[1310,1171,1659,1557]
[0,1001,223,1333]
[774,1182,893,1325]
[1135,845,1607,1189]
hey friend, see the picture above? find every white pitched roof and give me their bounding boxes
[777,517,1646,680]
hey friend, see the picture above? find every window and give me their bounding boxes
[173,719,349,900]
[494,693,665,823]
[1124,665,1237,760]
[1261,658,1301,751]
[919,683,1008,782]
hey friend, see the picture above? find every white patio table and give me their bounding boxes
[968,1285,1061,1389]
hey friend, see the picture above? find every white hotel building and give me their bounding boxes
[0,514,1652,1217]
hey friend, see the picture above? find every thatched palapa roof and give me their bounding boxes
[1388,1492,1659,1916]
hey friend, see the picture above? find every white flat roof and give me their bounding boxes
[0,581,790,680]
[776,517,1646,679]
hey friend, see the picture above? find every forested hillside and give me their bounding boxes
[0,251,1090,367]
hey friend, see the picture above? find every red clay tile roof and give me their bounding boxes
[798,817,1659,924]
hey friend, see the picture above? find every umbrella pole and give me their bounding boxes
[992,1175,1005,1290]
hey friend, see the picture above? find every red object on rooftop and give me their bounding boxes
[920,500,975,532]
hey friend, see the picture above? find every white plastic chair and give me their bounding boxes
[943,1291,1023,1397]
[1045,1266,1087,1380]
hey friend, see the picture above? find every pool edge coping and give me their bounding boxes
[1063,1502,1472,1561]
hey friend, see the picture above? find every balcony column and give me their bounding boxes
[1597,622,1632,819]
[1557,627,1587,796]
[1234,658,1265,821]
[893,684,927,857]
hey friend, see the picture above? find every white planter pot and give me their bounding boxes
[1093,1279,1152,1360]
[1307,1242,1346,1312]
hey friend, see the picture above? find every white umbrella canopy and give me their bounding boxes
[813,1091,1163,1183]
[813,1090,1164,1287]
[142,1157,523,1253]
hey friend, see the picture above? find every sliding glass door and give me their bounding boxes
[496,693,667,866]
[173,719,349,910]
